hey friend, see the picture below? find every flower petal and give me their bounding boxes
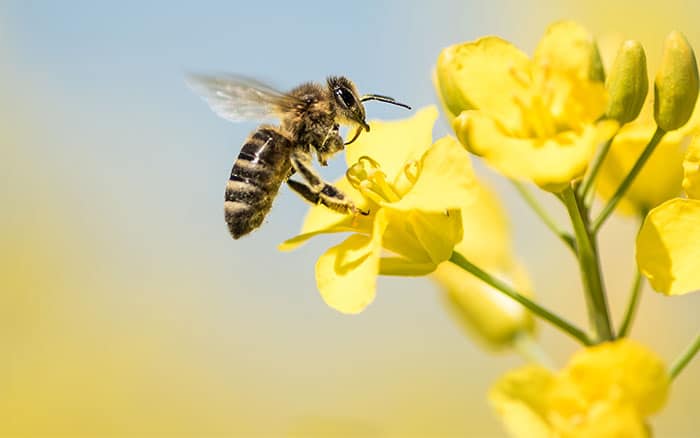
[389,136,476,212]
[454,180,512,265]
[489,365,556,438]
[636,198,700,295]
[564,339,669,416]
[345,106,438,182]
[278,226,356,252]
[597,123,687,214]
[435,36,530,127]
[491,339,667,437]
[378,257,438,276]
[314,210,388,314]
[682,135,700,199]
[381,208,463,266]
[534,20,601,81]
[455,110,617,191]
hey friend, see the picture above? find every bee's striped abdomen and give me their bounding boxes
[225,126,292,239]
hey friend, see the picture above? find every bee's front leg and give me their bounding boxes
[316,124,344,166]
[289,150,368,215]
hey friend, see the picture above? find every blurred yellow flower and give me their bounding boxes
[280,106,476,313]
[436,20,617,192]
[636,136,700,295]
[595,97,699,215]
[683,133,700,198]
[596,122,689,214]
[490,339,669,438]
[432,181,535,349]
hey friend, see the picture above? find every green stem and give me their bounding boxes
[449,251,592,346]
[579,133,617,203]
[512,332,555,368]
[561,187,614,342]
[511,180,576,252]
[670,331,700,380]
[591,128,666,233]
[617,269,643,337]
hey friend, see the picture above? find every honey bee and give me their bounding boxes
[188,74,411,239]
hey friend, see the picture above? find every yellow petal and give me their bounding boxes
[550,400,649,438]
[455,110,617,192]
[435,260,534,349]
[278,226,356,252]
[379,257,439,276]
[389,136,476,212]
[489,365,556,438]
[381,208,462,266]
[345,106,438,182]
[314,210,388,314]
[636,198,700,295]
[490,339,667,437]
[534,20,601,81]
[683,135,700,199]
[564,339,669,416]
[596,123,687,214]
[454,181,511,265]
[435,36,530,130]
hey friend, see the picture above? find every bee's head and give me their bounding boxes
[327,76,369,132]
[328,76,412,145]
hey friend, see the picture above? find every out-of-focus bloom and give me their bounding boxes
[605,40,648,124]
[490,339,669,438]
[595,112,695,215]
[654,31,699,132]
[432,182,534,349]
[683,132,700,198]
[279,106,476,314]
[435,20,617,192]
[636,136,700,295]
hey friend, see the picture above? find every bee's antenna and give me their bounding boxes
[361,94,412,110]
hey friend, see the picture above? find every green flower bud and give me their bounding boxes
[654,31,700,131]
[606,40,648,124]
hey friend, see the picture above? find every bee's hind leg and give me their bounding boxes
[289,151,368,215]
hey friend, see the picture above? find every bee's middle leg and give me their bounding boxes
[289,151,367,215]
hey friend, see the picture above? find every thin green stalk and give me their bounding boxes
[618,270,643,337]
[670,331,700,380]
[561,187,614,342]
[591,128,666,233]
[579,133,617,202]
[513,332,555,368]
[511,180,576,252]
[449,251,592,346]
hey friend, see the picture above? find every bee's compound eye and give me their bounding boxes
[335,87,356,108]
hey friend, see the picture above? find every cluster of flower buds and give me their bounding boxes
[606,31,699,131]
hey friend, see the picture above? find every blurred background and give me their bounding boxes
[1,0,699,436]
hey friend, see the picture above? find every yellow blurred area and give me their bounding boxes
[2,1,700,436]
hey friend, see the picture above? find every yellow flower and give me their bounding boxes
[490,339,669,438]
[436,20,617,192]
[432,181,535,349]
[636,136,700,295]
[280,106,476,314]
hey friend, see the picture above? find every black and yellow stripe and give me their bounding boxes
[224,126,292,239]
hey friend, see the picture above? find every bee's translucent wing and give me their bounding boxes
[187,74,301,122]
